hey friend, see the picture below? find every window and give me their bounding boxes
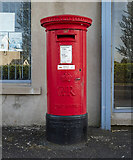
[112,2,133,110]
[0,2,31,82]
[101,1,132,130]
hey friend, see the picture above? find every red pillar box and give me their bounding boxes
[40,15,92,144]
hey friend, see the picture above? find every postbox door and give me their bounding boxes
[47,30,86,116]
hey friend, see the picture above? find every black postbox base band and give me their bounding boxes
[46,113,88,144]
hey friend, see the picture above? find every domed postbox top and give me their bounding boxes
[40,14,92,31]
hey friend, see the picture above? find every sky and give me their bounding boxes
[112,2,128,62]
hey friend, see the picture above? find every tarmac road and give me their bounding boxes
[2,126,132,159]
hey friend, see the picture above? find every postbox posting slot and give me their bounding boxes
[56,34,76,42]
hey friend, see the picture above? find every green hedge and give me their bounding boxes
[0,65,31,80]
[0,63,132,82]
[114,62,133,83]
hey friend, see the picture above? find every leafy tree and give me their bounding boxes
[17,2,31,62]
[121,57,130,63]
[116,2,133,62]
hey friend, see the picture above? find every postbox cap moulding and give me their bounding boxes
[40,14,92,31]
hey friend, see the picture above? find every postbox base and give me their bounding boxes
[46,113,88,144]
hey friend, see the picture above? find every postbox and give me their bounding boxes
[40,15,92,144]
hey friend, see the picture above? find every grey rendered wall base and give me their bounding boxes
[2,2,101,126]
[111,113,133,126]
[2,95,45,126]
[1,86,46,126]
